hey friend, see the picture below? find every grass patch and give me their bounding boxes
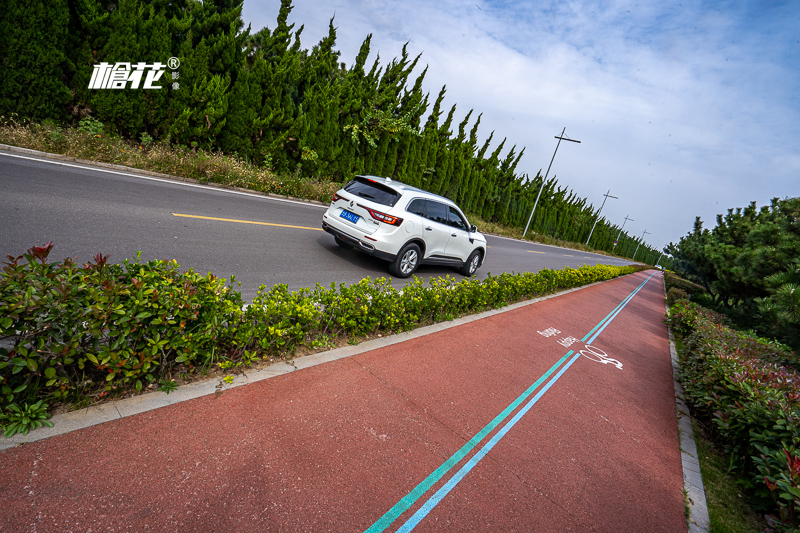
[693,420,768,533]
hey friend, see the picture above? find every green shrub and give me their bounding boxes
[666,287,688,307]
[670,300,800,529]
[78,116,104,137]
[0,243,243,413]
[1,400,53,437]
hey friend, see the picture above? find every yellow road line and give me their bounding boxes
[172,213,323,231]
[563,254,574,257]
[527,251,545,254]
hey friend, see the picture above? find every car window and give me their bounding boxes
[425,201,449,225]
[447,206,468,231]
[406,198,426,217]
[343,177,401,207]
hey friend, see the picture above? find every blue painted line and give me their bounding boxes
[584,272,655,345]
[364,351,575,533]
[581,273,655,343]
[365,271,657,532]
[393,271,657,531]
[397,351,582,532]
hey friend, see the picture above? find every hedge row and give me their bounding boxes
[1,243,643,435]
[663,270,706,307]
[668,299,800,530]
[663,271,707,295]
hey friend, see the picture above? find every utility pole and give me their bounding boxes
[633,229,651,261]
[612,215,634,252]
[523,127,581,238]
[585,190,618,246]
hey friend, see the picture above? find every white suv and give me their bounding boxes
[322,175,487,278]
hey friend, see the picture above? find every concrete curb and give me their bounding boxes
[664,296,711,532]
[1,279,613,451]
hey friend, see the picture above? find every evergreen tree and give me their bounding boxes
[668,197,800,348]
[89,0,177,138]
[0,0,72,120]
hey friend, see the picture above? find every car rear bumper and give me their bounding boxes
[322,221,396,262]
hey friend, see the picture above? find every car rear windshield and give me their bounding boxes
[343,177,401,207]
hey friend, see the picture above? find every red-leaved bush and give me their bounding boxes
[668,299,800,529]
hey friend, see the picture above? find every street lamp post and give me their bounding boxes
[633,229,651,261]
[522,127,581,238]
[585,190,618,246]
[612,215,634,252]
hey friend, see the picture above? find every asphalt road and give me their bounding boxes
[0,150,636,299]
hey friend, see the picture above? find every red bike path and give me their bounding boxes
[0,270,687,532]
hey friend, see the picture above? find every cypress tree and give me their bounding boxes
[0,0,72,120]
[90,0,147,136]
[218,65,257,158]
[431,103,456,195]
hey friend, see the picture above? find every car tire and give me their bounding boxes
[390,243,421,278]
[334,235,352,249]
[460,250,482,277]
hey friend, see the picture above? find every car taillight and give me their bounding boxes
[332,192,343,203]
[358,203,403,226]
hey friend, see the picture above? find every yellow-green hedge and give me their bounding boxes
[1,243,645,436]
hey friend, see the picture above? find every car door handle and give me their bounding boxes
[451,233,457,237]
[425,226,433,231]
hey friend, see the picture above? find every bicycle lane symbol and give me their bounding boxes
[578,344,623,370]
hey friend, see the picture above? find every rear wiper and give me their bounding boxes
[358,192,376,199]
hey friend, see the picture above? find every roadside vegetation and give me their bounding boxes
[0,241,645,438]
[665,272,799,532]
[667,197,800,353]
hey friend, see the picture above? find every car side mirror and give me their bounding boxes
[470,225,477,233]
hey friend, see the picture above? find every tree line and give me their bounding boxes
[0,0,662,263]
[667,197,800,350]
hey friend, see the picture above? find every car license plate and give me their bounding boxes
[340,209,360,224]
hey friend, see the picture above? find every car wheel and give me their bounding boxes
[390,243,421,278]
[460,250,482,277]
[334,235,351,249]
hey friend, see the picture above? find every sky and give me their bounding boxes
[241,0,800,253]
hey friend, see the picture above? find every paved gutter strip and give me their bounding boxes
[665,297,711,533]
[0,279,612,451]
